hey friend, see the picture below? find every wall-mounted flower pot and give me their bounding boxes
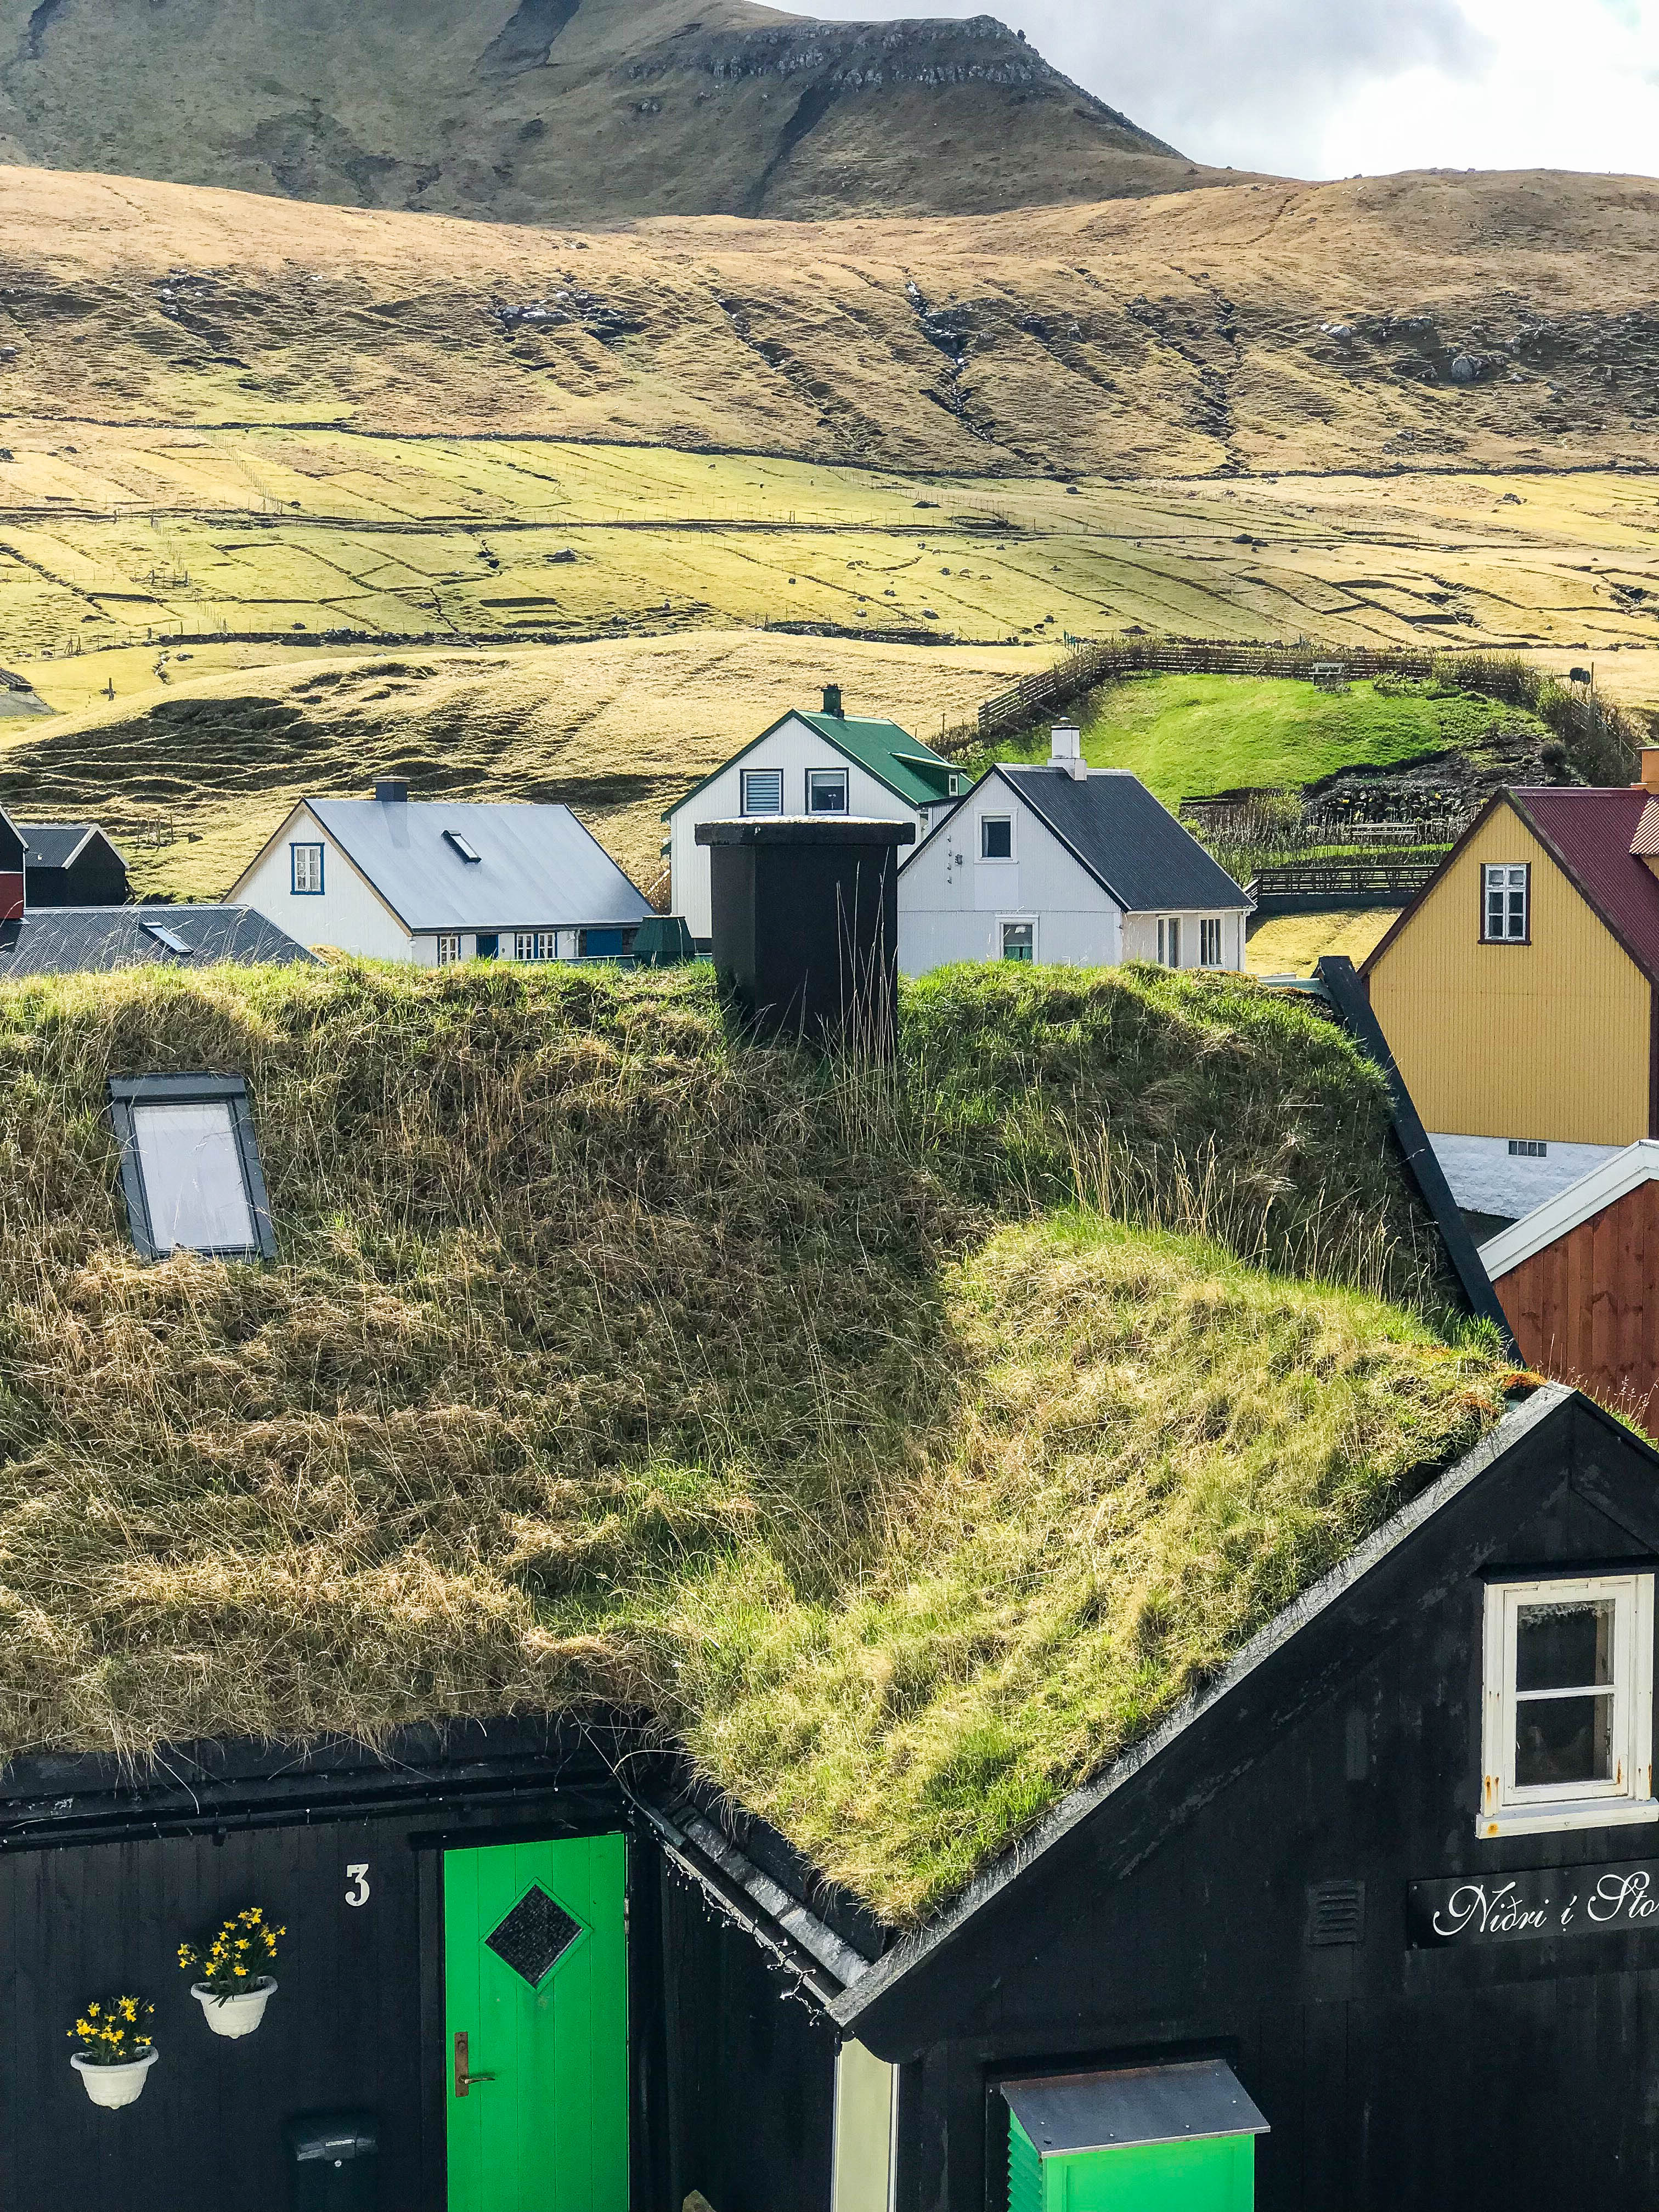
[192,1977,277,2039]
[72,2046,158,2108]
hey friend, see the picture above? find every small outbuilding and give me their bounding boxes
[898,727,1251,974]
[16,820,129,907]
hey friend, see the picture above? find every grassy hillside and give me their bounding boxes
[969,672,1558,805]
[0,958,1511,1917]
[7,165,1659,483]
[0,0,1205,226]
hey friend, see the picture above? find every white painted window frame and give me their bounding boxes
[1479,1573,1656,1838]
[999,916,1037,962]
[1482,862,1529,943]
[741,768,785,816]
[514,930,556,963]
[978,811,1015,863]
[291,841,325,895]
[1199,916,1222,968]
[807,766,850,814]
[1157,916,1183,969]
[436,933,462,966]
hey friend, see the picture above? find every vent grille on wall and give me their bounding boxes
[1305,1879,1366,1947]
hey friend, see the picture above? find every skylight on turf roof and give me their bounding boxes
[109,1075,276,1262]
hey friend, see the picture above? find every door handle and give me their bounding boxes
[454,2031,498,2097]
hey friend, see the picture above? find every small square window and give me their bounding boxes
[1001,921,1035,962]
[291,842,324,895]
[1482,863,1528,942]
[741,769,783,816]
[806,769,849,814]
[980,816,1013,860]
[1480,1575,1656,1837]
[109,1075,276,1262]
[436,933,462,966]
[1199,918,1222,968]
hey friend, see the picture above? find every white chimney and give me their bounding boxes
[1049,723,1086,781]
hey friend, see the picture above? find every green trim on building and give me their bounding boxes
[663,709,958,820]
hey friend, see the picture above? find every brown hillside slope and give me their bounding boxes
[2,164,1657,477]
[0,0,1211,224]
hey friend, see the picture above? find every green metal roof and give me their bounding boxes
[664,710,960,819]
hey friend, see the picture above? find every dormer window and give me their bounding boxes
[109,1075,277,1263]
[444,831,482,864]
[1481,1575,1656,1836]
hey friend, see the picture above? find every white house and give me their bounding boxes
[897,726,1251,975]
[665,685,963,940]
[228,781,652,966]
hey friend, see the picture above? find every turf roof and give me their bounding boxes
[0,960,1511,1921]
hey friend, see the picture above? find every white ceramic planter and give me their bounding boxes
[192,1977,277,2039]
[72,2046,157,2108]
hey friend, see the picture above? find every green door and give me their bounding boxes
[444,1833,629,2212]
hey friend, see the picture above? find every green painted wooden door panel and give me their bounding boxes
[444,1834,629,2212]
[1012,2118,1255,2211]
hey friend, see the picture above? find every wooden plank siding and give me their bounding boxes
[1493,1177,1659,1436]
[1366,803,1652,1145]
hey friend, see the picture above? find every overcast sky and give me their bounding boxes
[806,0,1659,180]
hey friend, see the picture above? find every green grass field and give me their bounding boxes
[972,673,1554,803]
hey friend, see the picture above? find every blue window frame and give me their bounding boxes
[291,842,325,895]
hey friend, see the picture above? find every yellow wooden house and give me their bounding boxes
[1361,761,1659,1232]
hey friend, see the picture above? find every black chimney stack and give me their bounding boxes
[374,780,409,803]
[821,684,844,720]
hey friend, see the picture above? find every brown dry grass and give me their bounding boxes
[3,162,1659,478]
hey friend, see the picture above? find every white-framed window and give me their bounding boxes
[979,815,1014,861]
[807,768,849,814]
[436,933,462,966]
[1480,1574,1656,1837]
[1482,863,1529,943]
[741,768,784,816]
[1001,919,1035,962]
[1199,917,1222,968]
[291,842,324,895]
[1157,917,1183,968]
[514,930,556,962]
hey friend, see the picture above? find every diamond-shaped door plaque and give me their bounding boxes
[486,1884,583,1988]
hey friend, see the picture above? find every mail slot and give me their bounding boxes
[284,2111,378,2211]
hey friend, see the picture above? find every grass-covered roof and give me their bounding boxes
[0,960,1513,1921]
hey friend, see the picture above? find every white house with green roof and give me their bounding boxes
[664,685,965,939]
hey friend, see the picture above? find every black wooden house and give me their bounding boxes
[10,1383,1659,2211]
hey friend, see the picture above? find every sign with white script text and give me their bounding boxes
[1408,1860,1659,1948]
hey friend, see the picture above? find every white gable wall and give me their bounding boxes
[233,806,414,961]
[669,716,940,938]
[898,784,1125,974]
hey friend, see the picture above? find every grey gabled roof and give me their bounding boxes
[17,823,100,870]
[991,766,1251,913]
[309,800,651,934]
[0,906,317,975]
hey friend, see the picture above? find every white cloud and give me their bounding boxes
[803,0,1659,180]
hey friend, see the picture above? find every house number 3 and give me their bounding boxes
[345,1863,371,1909]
